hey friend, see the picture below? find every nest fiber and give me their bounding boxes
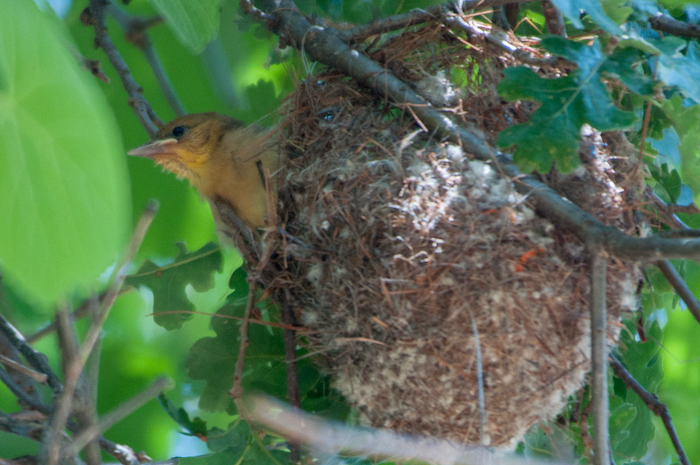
[265,25,639,447]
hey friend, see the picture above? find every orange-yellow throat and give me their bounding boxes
[129,112,280,229]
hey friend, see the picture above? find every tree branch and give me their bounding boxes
[0,315,62,395]
[588,247,609,465]
[444,13,560,67]
[248,395,573,465]
[281,291,301,462]
[656,259,700,325]
[46,202,157,465]
[70,377,170,455]
[649,13,700,40]
[501,166,700,261]
[609,355,690,465]
[337,0,533,43]
[107,4,187,117]
[229,272,258,410]
[255,0,700,264]
[0,367,51,415]
[86,0,162,136]
[0,314,148,464]
[541,0,566,37]
[645,191,700,325]
[26,288,131,344]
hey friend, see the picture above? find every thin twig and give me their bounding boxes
[48,201,158,465]
[211,198,261,259]
[0,410,47,442]
[88,0,162,136]
[609,355,689,465]
[26,289,131,344]
[107,4,187,117]
[281,291,301,462]
[444,13,560,67]
[96,437,143,465]
[647,190,691,230]
[0,354,48,385]
[630,51,658,189]
[0,315,62,394]
[104,461,177,465]
[229,272,259,412]
[0,367,51,415]
[643,190,700,324]
[338,6,443,43]
[71,377,170,454]
[66,42,110,83]
[82,200,158,362]
[50,308,101,465]
[0,329,43,410]
[337,0,533,43]
[86,295,103,413]
[655,260,700,325]
[588,247,609,465]
[247,395,573,465]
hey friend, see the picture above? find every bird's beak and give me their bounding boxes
[128,138,179,159]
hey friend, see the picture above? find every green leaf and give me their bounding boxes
[0,0,130,307]
[158,393,209,438]
[611,320,663,460]
[180,451,242,465]
[180,420,288,465]
[655,37,700,104]
[608,396,636,449]
[125,242,223,330]
[601,0,633,24]
[186,302,286,412]
[550,0,623,34]
[497,38,637,173]
[661,168,682,204]
[601,48,654,96]
[186,273,338,414]
[499,110,581,173]
[207,422,247,453]
[149,0,223,54]
[186,332,239,413]
[661,94,700,203]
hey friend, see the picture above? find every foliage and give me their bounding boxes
[551,0,625,34]
[150,0,224,54]
[2,0,700,464]
[497,38,645,173]
[0,0,130,307]
[125,242,224,330]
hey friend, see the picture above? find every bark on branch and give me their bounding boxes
[256,0,700,263]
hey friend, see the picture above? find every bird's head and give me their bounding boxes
[128,112,243,182]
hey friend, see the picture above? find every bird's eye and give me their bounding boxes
[172,126,186,137]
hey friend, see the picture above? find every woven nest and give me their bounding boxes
[263,23,640,447]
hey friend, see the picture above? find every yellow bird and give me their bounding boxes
[128,113,280,230]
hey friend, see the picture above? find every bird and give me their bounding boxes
[128,113,281,231]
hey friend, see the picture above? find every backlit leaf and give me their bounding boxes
[125,242,223,330]
[0,0,130,307]
[149,0,223,54]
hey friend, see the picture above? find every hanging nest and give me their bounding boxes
[262,21,640,448]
